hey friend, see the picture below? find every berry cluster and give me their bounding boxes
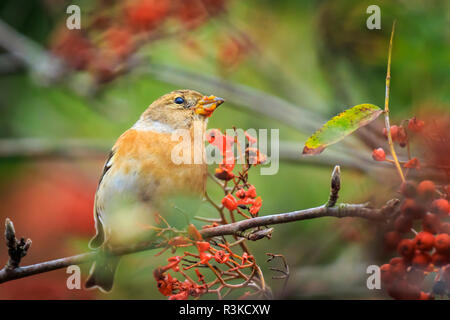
[153,129,269,299]
[51,0,228,83]
[372,117,424,169]
[207,129,266,218]
[371,114,450,299]
[382,180,450,299]
[154,238,255,300]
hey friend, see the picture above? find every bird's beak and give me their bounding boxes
[195,95,225,117]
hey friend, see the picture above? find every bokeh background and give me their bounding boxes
[0,0,448,299]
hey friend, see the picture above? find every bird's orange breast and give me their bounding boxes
[110,128,207,202]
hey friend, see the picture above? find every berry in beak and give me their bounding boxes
[195,96,225,117]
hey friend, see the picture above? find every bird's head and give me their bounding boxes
[138,89,224,131]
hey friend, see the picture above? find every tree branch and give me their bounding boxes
[0,201,396,284]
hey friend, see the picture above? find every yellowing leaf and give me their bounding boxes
[303,104,383,155]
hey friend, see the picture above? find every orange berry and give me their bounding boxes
[389,257,407,277]
[417,180,435,199]
[431,198,450,215]
[431,252,448,267]
[372,148,386,161]
[400,181,417,198]
[422,214,441,234]
[412,251,431,269]
[397,238,415,258]
[408,117,425,133]
[414,231,434,251]
[401,199,425,219]
[434,233,450,254]
[394,214,412,233]
[418,291,433,300]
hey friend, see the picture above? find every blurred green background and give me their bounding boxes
[0,0,448,299]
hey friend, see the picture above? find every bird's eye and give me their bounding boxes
[174,97,185,104]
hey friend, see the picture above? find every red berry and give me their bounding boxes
[412,251,431,269]
[397,239,416,258]
[372,148,386,161]
[440,222,450,234]
[400,181,417,198]
[431,198,450,215]
[422,214,441,234]
[388,125,399,140]
[418,291,433,300]
[403,158,420,169]
[408,117,425,133]
[389,257,407,277]
[221,194,238,211]
[384,231,402,251]
[401,199,425,219]
[431,252,448,267]
[417,180,435,199]
[434,233,450,254]
[245,185,257,198]
[414,232,434,251]
[394,214,413,233]
[235,188,246,199]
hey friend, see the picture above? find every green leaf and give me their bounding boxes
[303,104,383,155]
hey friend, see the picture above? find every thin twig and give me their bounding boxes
[383,21,405,183]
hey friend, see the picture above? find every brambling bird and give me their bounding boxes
[85,89,224,292]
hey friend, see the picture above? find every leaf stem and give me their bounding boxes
[384,21,405,183]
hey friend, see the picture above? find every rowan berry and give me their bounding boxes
[434,233,450,254]
[394,214,412,233]
[431,198,450,215]
[397,238,415,258]
[417,180,435,199]
[372,148,386,161]
[414,231,434,251]
[421,213,441,234]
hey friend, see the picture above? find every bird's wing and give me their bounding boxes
[88,149,115,249]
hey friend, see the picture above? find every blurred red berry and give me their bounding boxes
[235,188,246,199]
[431,252,448,267]
[434,233,450,254]
[372,148,386,161]
[431,198,450,215]
[417,180,436,199]
[389,257,407,277]
[400,181,417,198]
[418,291,433,300]
[422,214,441,234]
[397,238,416,258]
[246,185,257,198]
[394,214,413,233]
[222,194,238,211]
[408,117,425,133]
[401,199,425,219]
[412,251,431,269]
[125,0,170,32]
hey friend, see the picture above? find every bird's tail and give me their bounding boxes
[85,255,120,292]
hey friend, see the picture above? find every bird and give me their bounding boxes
[85,89,224,292]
